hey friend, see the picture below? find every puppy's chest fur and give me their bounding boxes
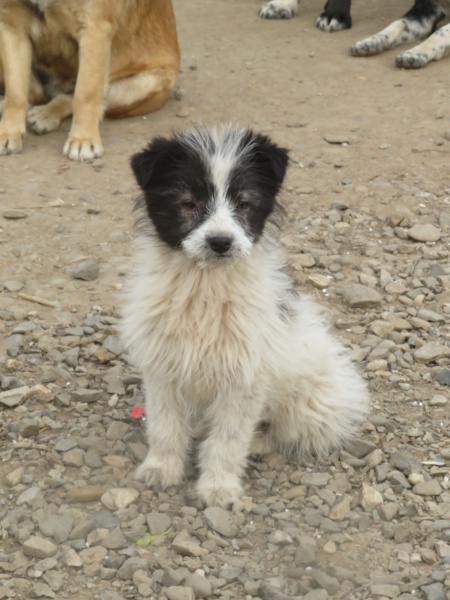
[124,241,290,399]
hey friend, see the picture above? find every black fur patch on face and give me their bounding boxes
[131,136,217,249]
[130,128,289,250]
[226,131,289,241]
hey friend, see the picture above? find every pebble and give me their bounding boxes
[0,385,30,407]
[342,284,383,308]
[3,209,27,219]
[407,224,441,242]
[72,259,99,281]
[360,482,383,512]
[204,507,238,537]
[413,480,442,496]
[414,342,450,363]
[101,488,140,510]
[23,537,58,559]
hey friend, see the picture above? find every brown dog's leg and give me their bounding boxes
[27,94,73,135]
[63,24,114,161]
[0,28,32,154]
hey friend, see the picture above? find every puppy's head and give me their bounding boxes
[131,126,289,264]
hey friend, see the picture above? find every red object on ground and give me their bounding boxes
[130,406,146,419]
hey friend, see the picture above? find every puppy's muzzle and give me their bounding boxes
[207,235,233,255]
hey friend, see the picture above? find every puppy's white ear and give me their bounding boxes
[252,133,289,186]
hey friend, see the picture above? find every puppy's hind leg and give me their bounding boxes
[266,309,369,457]
[135,376,191,491]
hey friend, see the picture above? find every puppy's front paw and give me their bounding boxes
[350,35,389,56]
[259,0,297,19]
[196,476,243,508]
[63,136,104,161]
[135,453,184,490]
[395,50,429,69]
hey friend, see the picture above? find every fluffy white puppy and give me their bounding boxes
[122,126,369,508]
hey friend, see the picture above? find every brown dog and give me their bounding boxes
[0,0,180,160]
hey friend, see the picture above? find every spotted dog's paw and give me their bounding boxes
[317,10,351,32]
[350,34,389,56]
[395,50,430,69]
[259,0,298,20]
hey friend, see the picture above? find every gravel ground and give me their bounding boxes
[1,0,450,598]
[1,189,449,600]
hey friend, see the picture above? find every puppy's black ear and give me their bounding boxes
[252,133,289,186]
[130,137,172,190]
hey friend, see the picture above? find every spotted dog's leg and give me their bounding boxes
[350,0,446,57]
[396,22,450,68]
[317,0,352,32]
[259,0,298,20]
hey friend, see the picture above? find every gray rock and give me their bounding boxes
[421,582,445,600]
[53,438,78,452]
[4,280,25,292]
[413,480,442,496]
[414,342,450,364]
[370,583,400,597]
[0,385,30,407]
[301,472,331,487]
[312,569,340,594]
[342,284,383,308]
[184,573,212,598]
[435,368,450,385]
[72,259,99,281]
[29,583,55,598]
[39,514,73,543]
[166,587,195,600]
[23,536,58,559]
[17,485,41,506]
[390,451,422,474]
[407,223,441,242]
[3,209,27,219]
[204,506,238,537]
[117,557,149,581]
[103,335,123,356]
[72,388,103,403]
[146,512,172,535]
[304,591,329,600]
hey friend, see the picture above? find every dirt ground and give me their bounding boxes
[1,0,449,316]
[0,1,449,598]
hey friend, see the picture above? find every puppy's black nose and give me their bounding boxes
[207,236,233,254]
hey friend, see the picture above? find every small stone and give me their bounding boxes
[80,545,108,565]
[359,482,383,512]
[4,280,25,292]
[390,451,421,474]
[296,253,316,267]
[435,369,450,385]
[268,529,293,546]
[413,480,442,496]
[301,472,331,487]
[166,587,195,600]
[385,280,408,295]
[29,583,55,599]
[72,388,103,403]
[63,548,83,568]
[117,557,149,580]
[323,541,336,554]
[377,503,399,522]
[102,335,123,356]
[204,507,238,538]
[434,540,450,558]
[23,537,58,559]
[3,209,27,219]
[407,224,441,242]
[342,284,383,308]
[72,259,99,281]
[370,583,400,598]
[345,439,377,458]
[415,342,450,363]
[101,488,139,510]
[0,385,30,407]
[176,107,190,118]
[171,531,209,557]
[184,573,212,599]
[329,496,351,521]
[323,133,349,144]
[308,274,332,289]
[421,582,445,600]
[429,394,448,406]
[304,591,328,600]
[146,512,172,535]
[6,467,24,487]
[311,569,340,594]
[17,485,41,506]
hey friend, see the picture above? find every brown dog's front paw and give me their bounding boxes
[0,127,24,155]
[63,136,104,161]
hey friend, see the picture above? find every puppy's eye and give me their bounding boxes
[236,200,250,211]
[181,200,198,212]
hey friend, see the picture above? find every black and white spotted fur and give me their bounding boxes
[259,0,352,32]
[351,0,450,68]
[121,126,369,508]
